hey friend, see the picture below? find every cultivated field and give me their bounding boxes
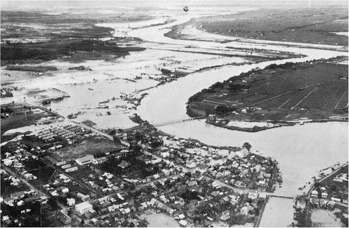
[187,59,348,125]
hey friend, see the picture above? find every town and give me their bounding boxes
[1,102,282,227]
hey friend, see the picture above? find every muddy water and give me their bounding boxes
[128,13,348,196]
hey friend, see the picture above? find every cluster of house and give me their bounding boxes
[204,154,276,192]
[1,184,48,226]
[137,174,264,227]
[34,124,95,145]
[311,170,348,204]
[80,166,121,193]
[1,189,44,207]
[2,147,40,181]
[141,133,278,193]
[75,192,146,227]
[1,123,275,227]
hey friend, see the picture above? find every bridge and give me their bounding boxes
[268,194,295,200]
[152,117,205,127]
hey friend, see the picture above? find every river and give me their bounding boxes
[127,12,348,196]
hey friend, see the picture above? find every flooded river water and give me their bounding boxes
[127,12,349,196]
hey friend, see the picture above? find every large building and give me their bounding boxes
[75,202,93,214]
[75,155,94,166]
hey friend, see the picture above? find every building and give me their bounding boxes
[75,155,94,166]
[67,198,75,206]
[179,220,188,227]
[118,160,130,169]
[59,210,72,224]
[75,202,93,214]
[77,193,90,202]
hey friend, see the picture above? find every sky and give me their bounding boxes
[1,0,348,11]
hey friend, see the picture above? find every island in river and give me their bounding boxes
[186,57,348,132]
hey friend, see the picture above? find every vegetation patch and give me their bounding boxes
[187,57,348,131]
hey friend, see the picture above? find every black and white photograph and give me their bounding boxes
[0,0,348,227]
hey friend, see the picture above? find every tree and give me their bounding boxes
[243,142,252,151]
[215,105,231,115]
[330,184,338,192]
[48,197,58,210]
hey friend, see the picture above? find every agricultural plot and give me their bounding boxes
[188,60,348,127]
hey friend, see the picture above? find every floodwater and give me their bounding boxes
[130,13,348,196]
[259,197,295,227]
[140,211,179,227]
[311,209,344,227]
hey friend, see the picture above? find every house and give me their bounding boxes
[248,191,258,200]
[179,220,188,227]
[258,179,266,186]
[67,198,75,206]
[17,200,24,206]
[162,169,171,176]
[179,214,185,220]
[234,181,246,188]
[311,190,318,197]
[259,192,267,199]
[75,202,93,214]
[212,180,220,188]
[2,215,10,222]
[221,210,230,221]
[240,206,249,215]
[59,210,72,224]
[321,192,328,198]
[3,159,13,166]
[10,191,25,200]
[331,197,341,202]
[118,160,130,169]
[77,193,90,201]
[75,155,94,166]
[186,161,196,169]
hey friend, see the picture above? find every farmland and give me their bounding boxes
[187,58,348,131]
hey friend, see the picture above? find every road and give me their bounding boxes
[38,156,98,195]
[307,162,348,199]
[3,166,68,210]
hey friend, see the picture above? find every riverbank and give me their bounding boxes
[206,117,348,133]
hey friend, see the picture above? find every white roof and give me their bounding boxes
[179,220,188,226]
[75,201,92,210]
[76,155,94,163]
